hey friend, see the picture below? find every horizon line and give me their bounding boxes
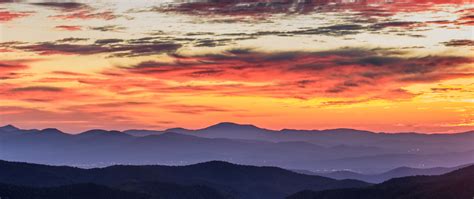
[1,122,472,135]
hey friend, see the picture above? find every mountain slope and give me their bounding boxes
[287,165,474,199]
[297,164,469,183]
[0,160,370,199]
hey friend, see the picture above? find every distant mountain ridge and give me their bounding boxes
[287,165,474,199]
[3,123,473,137]
[0,159,370,199]
[1,123,473,173]
[295,164,472,183]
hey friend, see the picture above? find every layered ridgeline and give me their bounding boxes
[0,160,472,199]
[294,164,471,183]
[0,160,369,199]
[287,165,474,199]
[1,123,473,173]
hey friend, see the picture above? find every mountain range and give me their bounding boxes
[0,159,472,199]
[0,159,369,199]
[1,123,473,173]
[129,122,474,154]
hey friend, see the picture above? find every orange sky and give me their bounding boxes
[0,0,473,133]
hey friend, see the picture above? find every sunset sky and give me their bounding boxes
[0,0,473,133]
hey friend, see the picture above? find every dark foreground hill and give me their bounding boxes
[0,160,369,199]
[0,182,233,199]
[0,183,149,199]
[287,165,474,199]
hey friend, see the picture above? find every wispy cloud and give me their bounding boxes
[10,86,64,93]
[9,40,181,57]
[0,59,38,79]
[0,10,33,22]
[55,25,82,31]
[31,2,88,11]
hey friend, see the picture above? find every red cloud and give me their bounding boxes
[0,59,37,79]
[0,11,33,22]
[55,25,82,31]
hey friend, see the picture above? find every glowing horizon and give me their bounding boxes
[1,0,473,133]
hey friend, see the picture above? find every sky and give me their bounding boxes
[0,0,473,133]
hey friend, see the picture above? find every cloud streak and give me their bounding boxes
[55,25,82,31]
[0,59,38,79]
[31,2,88,11]
[0,10,33,22]
[10,40,181,57]
[10,86,64,93]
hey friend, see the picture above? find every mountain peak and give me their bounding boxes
[79,129,127,137]
[206,122,259,130]
[0,124,20,132]
[39,128,65,135]
[321,128,375,134]
[165,127,191,133]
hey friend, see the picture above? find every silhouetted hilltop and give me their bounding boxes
[78,129,128,137]
[0,125,19,132]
